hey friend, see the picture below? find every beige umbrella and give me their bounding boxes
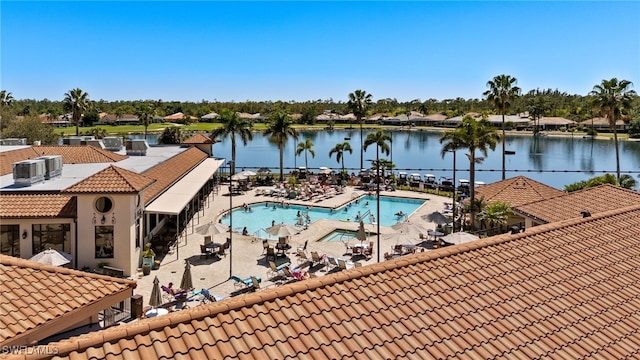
[381,231,418,244]
[391,221,430,237]
[422,211,452,225]
[29,248,72,266]
[266,223,299,237]
[356,220,367,243]
[441,231,479,245]
[149,276,163,309]
[180,260,193,291]
[196,222,229,236]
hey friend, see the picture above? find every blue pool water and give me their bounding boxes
[220,195,426,238]
[319,230,359,242]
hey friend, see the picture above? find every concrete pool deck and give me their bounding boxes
[133,185,452,310]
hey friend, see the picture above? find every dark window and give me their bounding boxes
[95,225,114,258]
[0,225,20,256]
[95,197,113,213]
[32,224,71,254]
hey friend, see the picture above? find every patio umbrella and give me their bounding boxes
[265,223,299,237]
[196,221,229,236]
[422,211,452,225]
[29,248,72,266]
[391,221,430,237]
[381,231,417,244]
[230,173,248,181]
[319,167,332,175]
[237,170,257,177]
[441,231,479,245]
[149,276,163,309]
[180,260,193,291]
[356,219,367,243]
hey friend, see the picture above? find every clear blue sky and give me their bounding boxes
[2,1,639,103]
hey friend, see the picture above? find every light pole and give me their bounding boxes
[450,150,457,233]
[368,158,381,262]
[227,160,234,278]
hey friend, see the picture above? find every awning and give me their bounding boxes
[145,158,224,215]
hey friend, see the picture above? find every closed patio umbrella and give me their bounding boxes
[356,219,367,243]
[180,260,193,291]
[149,276,163,309]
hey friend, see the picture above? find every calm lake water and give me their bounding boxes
[136,130,640,190]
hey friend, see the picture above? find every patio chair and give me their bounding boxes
[266,247,276,262]
[217,245,226,258]
[326,256,338,270]
[337,258,354,270]
[311,251,327,267]
[262,239,269,254]
[297,250,310,265]
[231,275,262,290]
[204,236,212,246]
[200,244,212,260]
[268,261,290,280]
[297,240,308,253]
[250,276,261,290]
[200,288,223,304]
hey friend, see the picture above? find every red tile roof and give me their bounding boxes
[181,132,215,144]
[0,146,127,176]
[0,194,76,218]
[513,183,640,224]
[141,147,207,204]
[64,165,155,194]
[0,255,136,347]
[40,204,640,359]
[474,175,564,206]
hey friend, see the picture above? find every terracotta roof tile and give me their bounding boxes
[0,193,76,218]
[0,255,136,347]
[514,184,640,223]
[64,165,155,194]
[474,175,564,206]
[181,133,215,144]
[141,147,207,204]
[0,146,127,176]
[32,204,640,359]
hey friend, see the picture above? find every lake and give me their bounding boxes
[135,130,640,190]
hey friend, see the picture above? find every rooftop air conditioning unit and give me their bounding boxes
[36,155,63,180]
[62,137,83,146]
[85,139,105,149]
[0,138,28,146]
[125,139,149,156]
[13,159,46,186]
[103,137,123,151]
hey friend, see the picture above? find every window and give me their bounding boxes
[95,196,113,213]
[95,225,114,258]
[0,225,20,256]
[32,224,70,254]
[135,218,141,248]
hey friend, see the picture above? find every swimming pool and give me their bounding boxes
[220,195,426,238]
[319,230,359,242]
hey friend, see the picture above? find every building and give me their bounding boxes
[31,203,640,359]
[0,143,223,276]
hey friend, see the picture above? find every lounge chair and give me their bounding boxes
[231,275,262,290]
[199,288,223,304]
[297,251,310,265]
[326,256,338,270]
[337,258,354,270]
[268,261,290,280]
[297,240,308,253]
[310,251,327,267]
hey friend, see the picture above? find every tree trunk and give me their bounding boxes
[279,143,284,181]
[469,151,476,229]
[501,112,506,180]
[613,119,620,183]
[231,135,236,175]
[359,121,364,170]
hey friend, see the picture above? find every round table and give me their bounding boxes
[145,308,169,318]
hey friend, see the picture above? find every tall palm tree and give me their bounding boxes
[211,109,253,174]
[0,90,15,133]
[347,89,373,170]
[440,115,501,229]
[590,78,636,182]
[295,138,315,170]
[483,75,520,180]
[264,111,298,181]
[363,129,391,263]
[63,88,90,136]
[136,103,154,140]
[329,141,353,175]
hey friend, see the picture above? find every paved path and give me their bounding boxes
[134,185,452,311]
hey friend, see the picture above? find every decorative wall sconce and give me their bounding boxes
[111,213,116,224]
[22,230,28,239]
[100,215,106,225]
[92,213,97,225]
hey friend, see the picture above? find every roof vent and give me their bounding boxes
[103,136,123,151]
[125,139,149,156]
[580,210,591,218]
[13,159,46,186]
[36,155,63,180]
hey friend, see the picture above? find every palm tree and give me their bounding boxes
[363,129,392,182]
[1,90,15,133]
[264,111,298,181]
[477,201,512,233]
[440,115,501,229]
[329,141,353,175]
[63,88,90,136]
[211,109,253,175]
[483,75,520,180]
[295,138,315,170]
[347,89,373,170]
[590,78,636,182]
[136,103,154,140]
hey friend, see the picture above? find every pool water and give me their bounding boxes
[221,195,426,238]
[319,230,359,242]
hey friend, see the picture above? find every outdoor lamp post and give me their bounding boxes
[367,158,381,262]
[227,160,234,278]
